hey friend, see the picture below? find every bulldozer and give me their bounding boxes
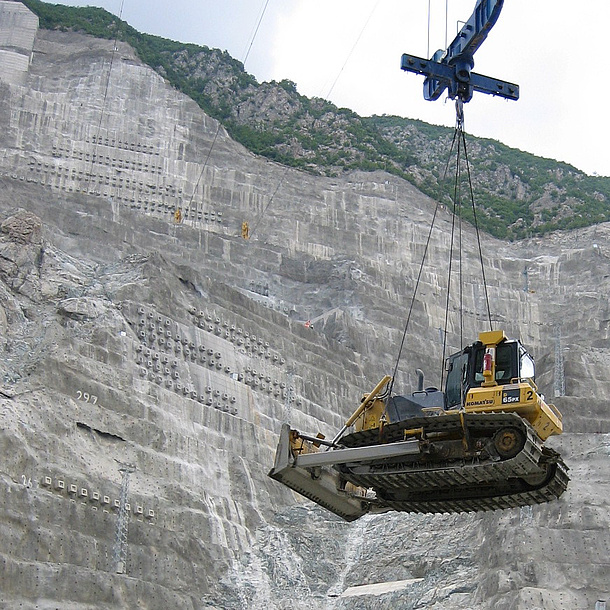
[268,330,569,521]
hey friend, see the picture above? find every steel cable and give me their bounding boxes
[390,101,492,396]
[181,0,270,223]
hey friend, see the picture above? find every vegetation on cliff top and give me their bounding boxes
[22,0,610,240]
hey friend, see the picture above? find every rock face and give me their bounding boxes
[0,6,609,609]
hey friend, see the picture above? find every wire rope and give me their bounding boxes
[427,0,431,58]
[181,122,222,219]
[325,0,380,100]
[440,104,466,389]
[248,165,290,240]
[388,198,441,398]
[180,0,270,224]
[248,1,380,239]
[388,123,460,397]
[445,0,449,49]
[390,100,492,396]
[243,0,270,67]
[461,127,493,331]
[441,130,461,386]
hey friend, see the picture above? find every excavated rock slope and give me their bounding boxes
[0,7,608,610]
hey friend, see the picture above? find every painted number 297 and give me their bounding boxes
[76,391,98,404]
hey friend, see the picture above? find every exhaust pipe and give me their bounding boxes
[416,369,424,392]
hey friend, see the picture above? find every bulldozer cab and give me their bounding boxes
[445,338,536,408]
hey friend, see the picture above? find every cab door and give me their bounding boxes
[445,350,469,409]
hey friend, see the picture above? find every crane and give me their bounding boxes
[400,0,519,103]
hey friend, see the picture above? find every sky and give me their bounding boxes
[51,0,610,177]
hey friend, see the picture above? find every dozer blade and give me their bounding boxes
[269,423,422,521]
[268,424,372,521]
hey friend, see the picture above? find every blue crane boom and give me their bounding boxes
[400,0,518,103]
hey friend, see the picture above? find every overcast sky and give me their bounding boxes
[52,0,609,177]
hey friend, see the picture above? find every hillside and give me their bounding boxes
[0,5,610,608]
[20,0,610,240]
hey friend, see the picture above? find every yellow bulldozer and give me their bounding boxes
[269,330,569,521]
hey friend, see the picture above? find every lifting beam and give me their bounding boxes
[400,0,519,103]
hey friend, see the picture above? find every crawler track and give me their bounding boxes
[338,412,569,514]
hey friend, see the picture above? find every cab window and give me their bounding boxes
[519,348,535,379]
[472,343,517,385]
[445,352,468,408]
[494,345,514,382]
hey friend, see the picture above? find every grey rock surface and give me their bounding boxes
[0,0,37,86]
[0,6,608,609]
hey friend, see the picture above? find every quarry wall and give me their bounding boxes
[0,4,608,608]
